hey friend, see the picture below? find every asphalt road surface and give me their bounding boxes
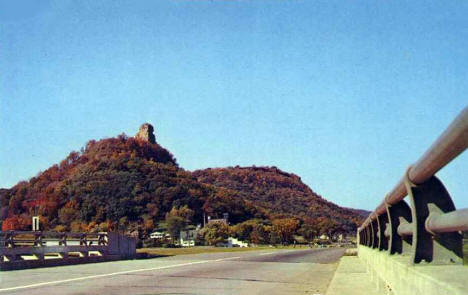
[0,248,345,295]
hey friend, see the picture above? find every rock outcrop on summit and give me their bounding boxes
[135,123,156,143]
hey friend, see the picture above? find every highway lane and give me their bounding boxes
[0,248,345,295]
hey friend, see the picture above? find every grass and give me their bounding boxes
[137,244,314,257]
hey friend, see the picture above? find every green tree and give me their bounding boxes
[166,215,186,243]
[299,223,319,241]
[199,221,230,246]
[232,221,254,241]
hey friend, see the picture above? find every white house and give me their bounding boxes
[319,234,330,240]
[150,231,170,240]
[179,229,198,247]
[226,237,249,248]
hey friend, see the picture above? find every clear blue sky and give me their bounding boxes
[0,1,467,211]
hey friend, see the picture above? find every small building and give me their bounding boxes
[227,237,248,248]
[179,229,198,247]
[207,213,229,225]
[150,231,170,240]
[319,234,330,240]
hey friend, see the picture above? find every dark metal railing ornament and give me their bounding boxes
[403,167,463,264]
[80,233,88,246]
[5,232,14,248]
[33,232,42,247]
[368,222,372,247]
[371,218,379,249]
[386,199,412,255]
[357,105,468,266]
[59,233,67,246]
[361,226,366,246]
[377,210,388,251]
[366,225,371,247]
[98,233,107,246]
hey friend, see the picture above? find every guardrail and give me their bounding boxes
[0,231,136,270]
[357,106,468,265]
[0,231,108,248]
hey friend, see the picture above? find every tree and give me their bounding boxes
[315,217,336,237]
[250,223,269,245]
[144,218,155,233]
[58,200,79,225]
[232,221,254,241]
[70,221,87,232]
[2,215,31,231]
[54,224,67,232]
[167,205,194,224]
[272,218,299,245]
[231,219,269,244]
[299,223,319,241]
[166,215,185,243]
[199,221,230,246]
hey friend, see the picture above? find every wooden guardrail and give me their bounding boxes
[357,106,468,264]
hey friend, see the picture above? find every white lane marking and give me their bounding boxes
[214,256,240,261]
[0,256,240,293]
[259,252,277,256]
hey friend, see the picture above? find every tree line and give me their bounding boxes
[0,133,364,243]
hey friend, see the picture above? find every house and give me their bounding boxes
[227,237,248,248]
[150,231,170,240]
[179,229,198,247]
[219,237,249,248]
[319,234,330,240]
[207,212,229,225]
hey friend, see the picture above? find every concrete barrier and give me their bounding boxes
[358,245,468,295]
[107,232,136,260]
[0,231,136,271]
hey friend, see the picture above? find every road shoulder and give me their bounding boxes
[325,256,381,295]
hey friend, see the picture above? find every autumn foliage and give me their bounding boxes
[193,166,364,234]
[0,133,365,243]
[0,134,259,234]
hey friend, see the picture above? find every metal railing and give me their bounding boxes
[0,231,108,248]
[0,231,136,270]
[0,231,109,263]
[358,106,468,264]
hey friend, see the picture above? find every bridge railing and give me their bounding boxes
[0,231,135,270]
[0,231,108,248]
[358,106,468,265]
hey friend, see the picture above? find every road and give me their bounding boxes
[0,248,345,295]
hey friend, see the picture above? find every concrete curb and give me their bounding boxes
[326,256,381,295]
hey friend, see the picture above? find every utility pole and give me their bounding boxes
[32,205,40,231]
[32,216,40,231]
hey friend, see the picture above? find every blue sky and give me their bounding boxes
[0,1,467,211]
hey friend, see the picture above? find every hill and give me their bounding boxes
[0,123,364,243]
[0,126,258,234]
[193,166,362,233]
[344,208,371,218]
